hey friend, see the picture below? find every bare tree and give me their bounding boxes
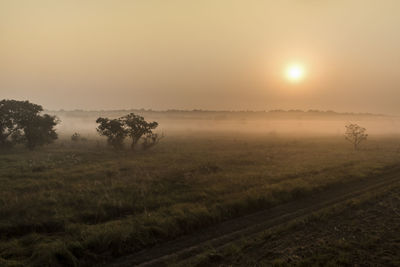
[345,123,368,150]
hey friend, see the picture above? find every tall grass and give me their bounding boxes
[0,134,399,266]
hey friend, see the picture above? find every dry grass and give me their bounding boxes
[0,133,399,266]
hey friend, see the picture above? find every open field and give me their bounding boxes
[4,1,400,266]
[0,132,400,266]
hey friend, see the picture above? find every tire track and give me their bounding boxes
[109,165,400,267]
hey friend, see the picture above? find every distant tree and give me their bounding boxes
[141,132,164,150]
[345,123,368,150]
[121,113,158,150]
[0,100,59,150]
[0,100,18,148]
[96,117,127,149]
[21,114,59,150]
[95,113,161,151]
[71,133,81,142]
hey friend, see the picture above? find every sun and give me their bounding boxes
[286,64,305,82]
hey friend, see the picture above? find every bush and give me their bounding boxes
[71,133,80,142]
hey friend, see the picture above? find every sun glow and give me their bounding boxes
[286,64,305,82]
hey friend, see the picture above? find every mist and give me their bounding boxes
[50,110,400,139]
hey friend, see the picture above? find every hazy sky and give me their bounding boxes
[1,0,400,113]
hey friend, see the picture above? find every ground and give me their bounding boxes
[189,185,400,267]
[0,134,399,266]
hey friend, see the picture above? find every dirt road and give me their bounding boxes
[108,165,400,267]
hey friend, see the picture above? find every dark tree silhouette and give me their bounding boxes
[345,123,368,150]
[96,117,127,149]
[0,100,18,148]
[0,100,59,150]
[121,113,158,150]
[22,114,59,150]
[96,113,161,150]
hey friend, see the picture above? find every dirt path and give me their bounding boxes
[108,165,400,267]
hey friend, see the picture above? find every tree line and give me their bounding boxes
[1,99,367,151]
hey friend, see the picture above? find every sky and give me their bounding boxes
[1,0,400,114]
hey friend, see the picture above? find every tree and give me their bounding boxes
[96,117,127,149]
[21,114,59,150]
[96,113,161,151]
[345,123,368,150]
[121,113,158,150]
[0,100,59,150]
[0,100,18,148]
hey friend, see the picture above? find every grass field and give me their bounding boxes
[184,184,400,267]
[1,133,400,266]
